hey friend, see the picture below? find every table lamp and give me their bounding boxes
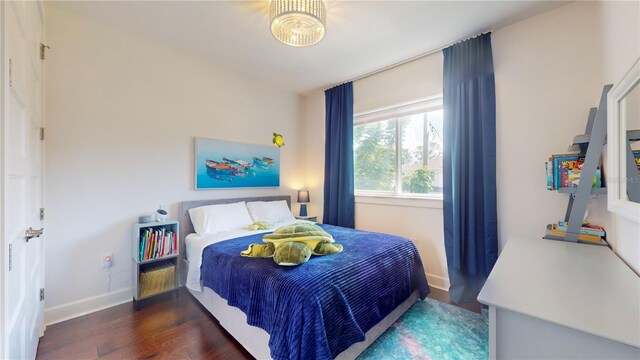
[297,190,310,217]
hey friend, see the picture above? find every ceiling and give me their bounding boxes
[53,1,568,95]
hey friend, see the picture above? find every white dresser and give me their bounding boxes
[478,237,640,359]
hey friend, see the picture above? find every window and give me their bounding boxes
[354,97,443,197]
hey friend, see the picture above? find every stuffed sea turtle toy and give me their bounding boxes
[241,222,343,266]
[247,221,273,231]
[273,242,312,266]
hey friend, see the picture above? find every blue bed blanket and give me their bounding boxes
[201,224,430,360]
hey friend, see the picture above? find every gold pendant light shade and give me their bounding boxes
[270,0,326,47]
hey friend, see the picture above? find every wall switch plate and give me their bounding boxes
[103,254,113,268]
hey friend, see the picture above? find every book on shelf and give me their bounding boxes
[545,153,602,190]
[555,221,605,236]
[635,150,640,173]
[139,228,178,262]
[546,159,554,191]
[546,223,605,243]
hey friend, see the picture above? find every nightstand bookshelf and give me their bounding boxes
[295,215,318,222]
[132,220,180,309]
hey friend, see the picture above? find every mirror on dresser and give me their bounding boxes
[608,58,640,221]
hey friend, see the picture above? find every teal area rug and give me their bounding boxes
[358,298,488,360]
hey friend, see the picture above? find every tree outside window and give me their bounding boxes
[354,104,443,196]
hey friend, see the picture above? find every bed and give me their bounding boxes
[179,196,429,360]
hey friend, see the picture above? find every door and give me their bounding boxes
[3,1,45,359]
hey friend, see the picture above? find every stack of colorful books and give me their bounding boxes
[546,153,603,190]
[139,228,178,261]
[546,222,606,244]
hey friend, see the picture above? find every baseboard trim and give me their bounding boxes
[426,272,450,291]
[44,287,133,326]
[43,275,448,326]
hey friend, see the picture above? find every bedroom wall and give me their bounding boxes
[491,1,604,248]
[302,1,623,289]
[495,0,640,274]
[44,5,304,324]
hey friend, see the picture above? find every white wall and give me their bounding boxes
[492,1,604,249]
[303,1,640,289]
[598,0,640,274]
[301,89,326,220]
[494,1,640,276]
[44,5,305,324]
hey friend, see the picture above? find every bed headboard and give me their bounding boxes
[178,195,291,264]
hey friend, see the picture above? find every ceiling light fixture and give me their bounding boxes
[270,0,326,47]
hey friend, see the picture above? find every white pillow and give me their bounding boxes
[246,200,296,224]
[188,201,253,234]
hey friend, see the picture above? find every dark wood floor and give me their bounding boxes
[36,287,481,360]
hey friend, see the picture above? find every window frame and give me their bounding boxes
[354,95,444,200]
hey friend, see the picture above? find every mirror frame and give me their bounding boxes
[607,58,640,222]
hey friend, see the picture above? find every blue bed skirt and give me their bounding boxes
[201,224,430,360]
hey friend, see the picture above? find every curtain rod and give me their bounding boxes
[328,30,493,89]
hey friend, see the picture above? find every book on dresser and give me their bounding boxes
[132,220,180,308]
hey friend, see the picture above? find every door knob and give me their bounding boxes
[25,227,44,242]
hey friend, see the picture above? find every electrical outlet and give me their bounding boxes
[103,254,113,268]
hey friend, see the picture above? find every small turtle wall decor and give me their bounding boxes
[273,133,285,147]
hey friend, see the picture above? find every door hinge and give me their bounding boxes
[40,128,45,141]
[8,244,12,271]
[40,208,45,221]
[40,44,50,60]
[40,288,45,301]
[8,58,12,87]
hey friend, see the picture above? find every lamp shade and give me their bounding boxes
[270,0,326,47]
[297,190,310,203]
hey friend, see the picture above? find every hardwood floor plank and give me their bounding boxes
[98,337,159,360]
[36,286,481,360]
[35,340,99,360]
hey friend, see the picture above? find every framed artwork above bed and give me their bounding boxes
[194,137,280,189]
